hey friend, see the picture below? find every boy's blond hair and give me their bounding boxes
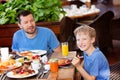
[74,25,96,38]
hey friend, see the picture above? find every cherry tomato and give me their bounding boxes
[32,56,36,59]
[32,55,39,59]
[35,55,39,59]
[19,70,24,74]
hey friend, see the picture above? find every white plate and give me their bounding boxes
[30,50,47,56]
[7,70,38,78]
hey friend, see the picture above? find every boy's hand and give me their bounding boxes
[71,56,81,67]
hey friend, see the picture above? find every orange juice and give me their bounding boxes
[50,61,58,72]
[62,42,69,56]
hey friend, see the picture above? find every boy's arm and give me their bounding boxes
[76,64,96,80]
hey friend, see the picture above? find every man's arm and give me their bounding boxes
[53,45,62,53]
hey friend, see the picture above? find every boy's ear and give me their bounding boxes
[91,37,95,43]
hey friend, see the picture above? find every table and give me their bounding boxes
[62,4,100,25]
[48,51,76,80]
[63,4,100,19]
[69,11,100,19]
[1,51,76,80]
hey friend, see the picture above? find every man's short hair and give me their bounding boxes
[17,10,32,23]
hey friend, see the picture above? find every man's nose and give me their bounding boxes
[28,22,32,26]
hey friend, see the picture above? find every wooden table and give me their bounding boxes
[47,51,76,80]
[2,51,76,80]
[68,11,100,19]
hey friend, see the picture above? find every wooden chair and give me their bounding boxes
[110,61,120,80]
[89,10,114,55]
[59,17,78,51]
[59,11,114,55]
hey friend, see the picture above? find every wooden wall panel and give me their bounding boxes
[0,22,60,51]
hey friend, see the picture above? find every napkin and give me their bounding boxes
[0,47,9,62]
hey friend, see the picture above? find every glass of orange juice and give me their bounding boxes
[49,58,58,73]
[62,42,69,57]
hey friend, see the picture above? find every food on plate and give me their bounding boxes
[20,51,33,56]
[17,57,24,63]
[48,58,71,66]
[12,64,35,77]
[32,55,39,60]
[9,59,16,65]
[24,57,31,62]
[0,59,16,69]
[32,55,41,63]
[0,59,18,74]
[0,70,4,75]
[58,58,71,66]
[17,57,31,62]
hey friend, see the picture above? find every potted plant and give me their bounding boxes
[0,0,65,24]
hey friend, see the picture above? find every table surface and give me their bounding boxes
[48,51,76,80]
[62,3,100,19]
[1,51,76,80]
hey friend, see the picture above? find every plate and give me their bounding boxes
[18,50,47,57]
[7,70,38,78]
[58,58,72,66]
[30,50,47,56]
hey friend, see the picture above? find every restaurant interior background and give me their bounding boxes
[0,0,120,64]
[0,0,120,79]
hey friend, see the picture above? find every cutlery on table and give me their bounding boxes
[36,71,43,79]
[0,73,4,80]
[40,70,49,79]
[43,70,50,79]
[0,71,7,80]
[36,63,44,79]
[1,74,7,80]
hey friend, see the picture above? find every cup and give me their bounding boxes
[0,47,9,62]
[41,55,48,64]
[62,42,69,56]
[49,58,58,72]
[31,60,41,70]
[44,64,50,71]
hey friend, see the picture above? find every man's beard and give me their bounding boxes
[26,28,37,34]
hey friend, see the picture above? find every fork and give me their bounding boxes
[1,74,7,80]
[40,70,49,79]
[36,62,44,79]
[36,71,43,79]
[0,71,7,80]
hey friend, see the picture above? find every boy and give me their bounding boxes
[72,25,110,80]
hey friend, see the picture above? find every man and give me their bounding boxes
[72,25,110,80]
[12,10,61,54]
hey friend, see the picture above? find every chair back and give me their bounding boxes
[59,17,76,50]
[89,11,114,55]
